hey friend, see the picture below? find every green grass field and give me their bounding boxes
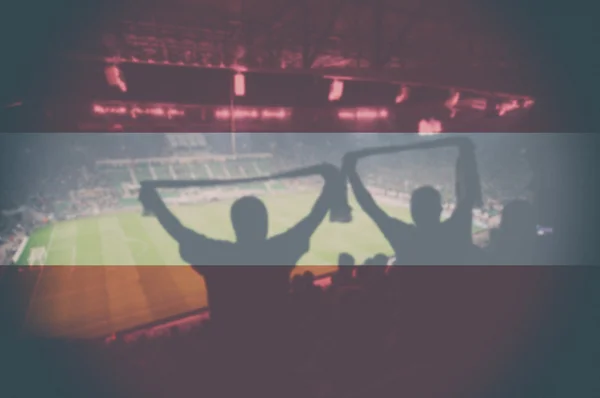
[17,192,417,339]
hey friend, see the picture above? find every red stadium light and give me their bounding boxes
[338,110,355,120]
[418,118,443,135]
[496,99,521,116]
[93,103,185,119]
[215,108,259,120]
[215,107,290,120]
[446,90,461,108]
[132,106,165,118]
[235,109,258,119]
[215,108,230,119]
[166,108,185,119]
[445,90,461,118]
[338,108,388,121]
[130,105,185,119]
[104,65,127,92]
[93,104,127,115]
[469,98,488,111]
[261,108,288,119]
[328,80,344,101]
[356,109,379,120]
[395,85,410,104]
[234,72,246,96]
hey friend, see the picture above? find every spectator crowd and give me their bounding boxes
[101,134,550,398]
[1,133,565,398]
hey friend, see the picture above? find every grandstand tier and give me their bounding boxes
[93,156,279,195]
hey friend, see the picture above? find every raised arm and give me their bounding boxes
[447,138,481,238]
[282,163,339,241]
[138,182,194,243]
[343,154,408,241]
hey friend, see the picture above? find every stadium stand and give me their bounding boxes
[0,132,596,398]
[3,0,600,393]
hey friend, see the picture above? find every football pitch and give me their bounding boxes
[18,192,414,339]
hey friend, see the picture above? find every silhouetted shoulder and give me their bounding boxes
[269,226,311,265]
[178,229,233,267]
[386,219,416,249]
[390,217,414,235]
[443,206,474,246]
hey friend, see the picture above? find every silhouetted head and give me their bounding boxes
[303,271,315,283]
[302,271,316,289]
[410,186,443,228]
[230,196,268,243]
[372,254,388,266]
[338,252,355,267]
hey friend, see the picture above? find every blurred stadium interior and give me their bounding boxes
[2,0,542,133]
[1,1,600,398]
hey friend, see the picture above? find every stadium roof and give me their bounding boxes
[95,0,533,96]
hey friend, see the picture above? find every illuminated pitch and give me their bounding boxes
[15,191,483,339]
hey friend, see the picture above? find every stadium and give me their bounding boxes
[11,136,504,339]
[1,1,597,398]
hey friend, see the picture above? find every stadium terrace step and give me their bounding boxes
[153,165,172,180]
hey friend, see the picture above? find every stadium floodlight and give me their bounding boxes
[166,108,185,119]
[261,108,288,120]
[338,108,388,121]
[104,64,127,92]
[93,104,127,115]
[338,110,355,120]
[395,85,410,104]
[418,118,443,135]
[445,89,460,118]
[356,108,387,120]
[215,107,290,120]
[215,108,259,120]
[92,103,185,119]
[131,105,163,118]
[523,98,535,109]
[234,72,246,96]
[215,108,231,120]
[469,98,488,111]
[328,80,344,101]
[131,106,184,119]
[356,109,379,120]
[496,99,521,116]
